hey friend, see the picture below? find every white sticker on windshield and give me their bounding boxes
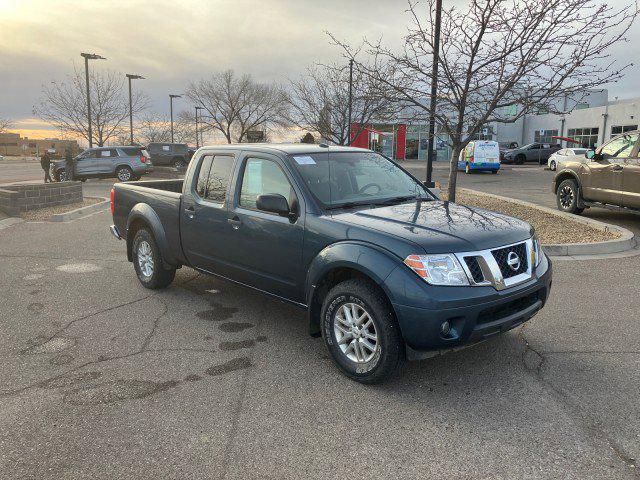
[293,155,316,165]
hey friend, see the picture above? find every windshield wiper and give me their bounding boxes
[374,195,431,206]
[324,201,379,211]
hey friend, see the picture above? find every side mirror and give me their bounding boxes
[256,193,291,217]
[585,149,595,159]
[585,149,603,161]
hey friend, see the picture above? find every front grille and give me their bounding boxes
[476,290,541,325]
[492,242,528,279]
[464,256,485,283]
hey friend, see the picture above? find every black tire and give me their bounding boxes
[491,170,498,174]
[116,166,133,182]
[556,178,584,214]
[132,228,176,289]
[515,154,525,165]
[55,169,66,182]
[320,279,405,384]
[173,158,186,170]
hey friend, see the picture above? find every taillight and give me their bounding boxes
[470,155,475,163]
[140,155,146,163]
[110,187,115,216]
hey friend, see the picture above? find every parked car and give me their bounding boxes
[547,147,588,171]
[51,146,153,182]
[146,143,193,170]
[458,140,501,174]
[53,146,152,182]
[0,155,4,161]
[498,142,518,162]
[109,144,551,383]
[553,131,640,214]
[502,143,561,165]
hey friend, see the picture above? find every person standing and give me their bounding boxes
[40,151,52,183]
[64,148,75,181]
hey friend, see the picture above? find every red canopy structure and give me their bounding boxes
[551,136,581,144]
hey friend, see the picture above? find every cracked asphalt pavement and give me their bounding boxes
[1,167,639,479]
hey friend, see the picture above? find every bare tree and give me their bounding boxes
[33,65,149,147]
[332,0,637,201]
[286,63,395,146]
[0,117,13,133]
[134,111,203,146]
[185,70,289,144]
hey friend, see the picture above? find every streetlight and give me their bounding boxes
[425,0,442,187]
[347,59,354,146]
[81,52,106,148]
[195,106,204,148]
[169,94,181,143]
[126,74,145,145]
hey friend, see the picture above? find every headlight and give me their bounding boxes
[532,235,542,267]
[404,254,470,286]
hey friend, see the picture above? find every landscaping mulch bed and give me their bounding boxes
[451,190,619,245]
[22,198,102,222]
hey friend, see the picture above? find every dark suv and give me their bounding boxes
[553,131,640,214]
[503,143,561,165]
[147,143,193,170]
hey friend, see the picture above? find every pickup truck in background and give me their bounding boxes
[109,144,552,383]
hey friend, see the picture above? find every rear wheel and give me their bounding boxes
[465,163,471,174]
[515,154,525,165]
[491,170,498,174]
[116,166,133,182]
[55,169,66,182]
[320,279,405,384]
[556,178,584,214]
[173,158,186,170]
[132,228,176,289]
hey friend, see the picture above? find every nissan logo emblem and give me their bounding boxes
[506,251,521,271]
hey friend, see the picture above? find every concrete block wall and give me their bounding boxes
[0,182,82,217]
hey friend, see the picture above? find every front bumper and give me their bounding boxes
[389,257,552,354]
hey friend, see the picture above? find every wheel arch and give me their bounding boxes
[553,170,580,194]
[305,242,399,337]
[125,203,176,266]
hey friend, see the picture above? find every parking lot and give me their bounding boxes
[1,161,639,479]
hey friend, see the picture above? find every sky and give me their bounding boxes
[0,0,638,140]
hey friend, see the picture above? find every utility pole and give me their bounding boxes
[195,106,203,148]
[80,53,106,148]
[347,59,354,145]
[126,74,144,145]
[425,0,442,187]
[169,94,181,143]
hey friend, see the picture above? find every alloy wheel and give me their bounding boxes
[118,169,131,181]
[137,241,154,277]
[559,185,574,209]
[333,302,379,363]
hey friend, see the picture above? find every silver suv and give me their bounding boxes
[53,146,153,182]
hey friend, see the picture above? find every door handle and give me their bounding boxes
[184,206,195,219]
[228,216,242,230]
[612,164,624,171]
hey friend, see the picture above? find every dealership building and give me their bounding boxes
[0,132,79,157]
[349,90,639,162]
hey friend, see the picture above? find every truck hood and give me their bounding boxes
[332,200,533,254]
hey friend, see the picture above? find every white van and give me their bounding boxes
[457,140,501,174]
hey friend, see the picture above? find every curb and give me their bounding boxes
[50,197,109,222]
[459,188,636,257]
[0,217,24,230]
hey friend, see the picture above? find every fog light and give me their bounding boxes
[441,321,451,336]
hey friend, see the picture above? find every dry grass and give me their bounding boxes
[450,190,619,244]
[22,198,102,221]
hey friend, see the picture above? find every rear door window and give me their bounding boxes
[98,149,118,158]
[195,156,214,198]
[120,147,142,156]
[205,156,235,202]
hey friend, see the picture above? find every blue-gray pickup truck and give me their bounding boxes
[109,144,552,383]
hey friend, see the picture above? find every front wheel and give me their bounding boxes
[55,169,66,182]
[556,179,584,214]
[515,155,525,165]
[132,228,176,289]
[321,279,405,384]
[173,158,187,170]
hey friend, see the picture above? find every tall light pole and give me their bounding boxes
[425,0,442,187]
[126,74,145,145]
[169,94,181,143]
[194,106,205,148]
[347,59,354,146]
[81,52,106,148]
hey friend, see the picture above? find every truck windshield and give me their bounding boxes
[290,151,430,209]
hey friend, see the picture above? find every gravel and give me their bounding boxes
[22,198,102,221]
[453,191,619,244]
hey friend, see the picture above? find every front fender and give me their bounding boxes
[126,203,176,267]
